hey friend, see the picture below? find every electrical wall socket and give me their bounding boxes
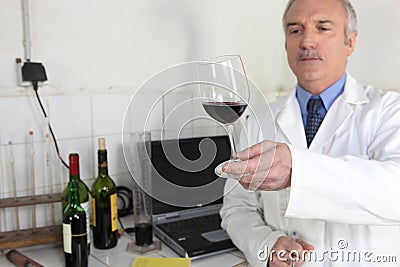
[16,58,32,87]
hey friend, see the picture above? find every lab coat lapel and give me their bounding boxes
[309,74,369,150]
[275,91,307,148]
[308,96,353,150]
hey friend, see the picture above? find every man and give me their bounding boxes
[220,0,400,266]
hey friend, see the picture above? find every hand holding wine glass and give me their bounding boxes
[198,55,250,179]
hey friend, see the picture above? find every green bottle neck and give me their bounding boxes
[67,181,81,208]
[98,149,109,177]
[69,174,80,182]
[98,167,108,177]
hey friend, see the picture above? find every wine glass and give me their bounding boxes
[198,55,250,179]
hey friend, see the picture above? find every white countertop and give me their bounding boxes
[0,216,247,267]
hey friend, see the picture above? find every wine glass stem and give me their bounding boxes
[227,124,239,161]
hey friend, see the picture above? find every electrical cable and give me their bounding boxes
[32,82,69,169]
[118,216,125,230]
[32,82,94,196]
[117,186,133,217]
[117,186,135,234]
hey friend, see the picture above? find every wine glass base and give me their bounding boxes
[215,160,244,179]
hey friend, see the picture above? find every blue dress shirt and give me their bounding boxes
[296,73,346,128]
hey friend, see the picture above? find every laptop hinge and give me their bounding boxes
[155,212,180,223]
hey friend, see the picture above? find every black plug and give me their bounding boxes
[22,62,47,91]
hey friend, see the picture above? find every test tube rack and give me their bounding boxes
[0,193,63,250]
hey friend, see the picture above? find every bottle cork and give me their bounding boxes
[98,138,106,150]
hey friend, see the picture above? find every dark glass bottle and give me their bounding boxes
[63,180,88,267]
[62,153,91,253]
[91,138,118,249]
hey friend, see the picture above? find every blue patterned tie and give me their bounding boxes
[305,97,323,147]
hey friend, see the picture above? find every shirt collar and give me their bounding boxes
[296,73,346,113]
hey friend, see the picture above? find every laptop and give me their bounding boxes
[150,135,237,259]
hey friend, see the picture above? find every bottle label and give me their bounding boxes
[99,162,108,168]
[110,193,118,232]
[81,200,91,246]
[91,198,96,227]
[63,223,72,254]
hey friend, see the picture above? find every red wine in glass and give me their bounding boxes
[202,101,248,124]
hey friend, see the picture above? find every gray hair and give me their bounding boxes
[282,0,358,44]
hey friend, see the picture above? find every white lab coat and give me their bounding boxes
[220,74,400,267]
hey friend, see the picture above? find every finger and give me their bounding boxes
[293,257,304,267]
[239,178,278,192]
[249,165,291,190]
[270,237,306,267]
[288,249,302,266]
[238,179,252,190]
[296,239,315,251]
[221,159,250,175]
[224,152,273,175]
[239,180,268,192]
[269,261,289,267]
[279,239,304,263]
[239,171,270,191]
[269,254,292,267]
[272,263,289,267]
[240,169,291,191]
[222,156,259,174]
[239,169,268,184]
[236,140,276,160]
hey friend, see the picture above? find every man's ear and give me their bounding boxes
[347,32,358,56]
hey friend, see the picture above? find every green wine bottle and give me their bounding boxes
[63,180,88,267]
[62,153,91,253]
[91,138,118,249]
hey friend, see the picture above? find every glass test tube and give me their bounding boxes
[130,132,153,246]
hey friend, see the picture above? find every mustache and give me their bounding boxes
[296,50,323,61]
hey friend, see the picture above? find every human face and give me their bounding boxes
[284,0,357,94]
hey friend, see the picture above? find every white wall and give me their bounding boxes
[0,0,288,93]
[348,0,400,90]
[1,1,400,93]
[0,0,399,232]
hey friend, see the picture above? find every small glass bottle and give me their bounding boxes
[63,181,88,267]
[91,138,118,249]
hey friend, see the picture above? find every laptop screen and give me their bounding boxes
[150,135,231,215]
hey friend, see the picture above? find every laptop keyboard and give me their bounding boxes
[157,213,222,238]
